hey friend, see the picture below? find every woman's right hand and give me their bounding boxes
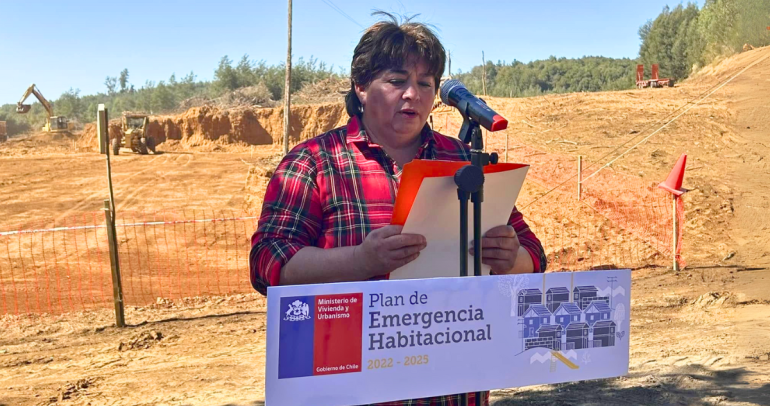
[354,225,427,278]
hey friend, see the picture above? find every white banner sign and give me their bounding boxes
[266,270,630,406]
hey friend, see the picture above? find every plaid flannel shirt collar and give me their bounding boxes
[345,114,436,156]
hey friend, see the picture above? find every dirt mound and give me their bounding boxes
[42,377,99,404]
[293,76,349,104]
[78,120,122,150]
[214,84,276,108]
[243,152,285,215]
[118,330,164,351]
[77,103,349,152]
[0,131,83,157]
[176,77,349,112]
[686,45,770,87]
[178,84,277,111]
[427,46,770,268]
[146,103,348,148]
[691,291,733,308]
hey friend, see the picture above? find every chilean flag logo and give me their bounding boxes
[278,293,363,379]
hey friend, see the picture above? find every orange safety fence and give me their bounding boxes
[0,210,258,315]
[1,198,682,316]
[522,189,678,272]
[1,120,686,315]
[432,110,685,269]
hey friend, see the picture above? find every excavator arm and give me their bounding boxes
[16,84,55,118]
[15,84,70,133]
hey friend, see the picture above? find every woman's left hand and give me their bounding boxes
[469,225,520,274]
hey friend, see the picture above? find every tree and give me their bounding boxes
[151,81,175,112]
[213,56,239,92]
[698,0,738,60]
[176,71,197,101]
[733,0,770,49]
[455,56,638,98]
[2,53,342,131]
[236,55,256,87]
[637,0,768,81]
[56,88,83,122]
[105,76,118,95]
[119,69,130,93]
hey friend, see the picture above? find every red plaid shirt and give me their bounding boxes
[250,115,546,406]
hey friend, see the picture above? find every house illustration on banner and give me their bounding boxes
[524,324,563,351]
[521,304,551,338]
[591,320,617,347]
[553,303,582,328]
[573,286,610,310]
[518,280,625,354]
[584,301,612,326]
[565,322,589,350]
[546,287,570,312]
[517,289,543,316]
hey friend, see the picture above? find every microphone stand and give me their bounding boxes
[453,104,498,406]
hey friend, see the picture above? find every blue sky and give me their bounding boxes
[0,0,703,105]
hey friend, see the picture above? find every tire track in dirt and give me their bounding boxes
[40,154,196,276]
[720,48,770,266]
[117,154,194,212]
[52,153,187,224]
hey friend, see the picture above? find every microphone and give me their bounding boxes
[440,79,508,132]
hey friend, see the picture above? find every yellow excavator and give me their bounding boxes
[16,83,73,134]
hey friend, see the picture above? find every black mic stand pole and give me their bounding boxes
[453,104,498,406]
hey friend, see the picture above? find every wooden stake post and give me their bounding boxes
[505,133,509,163]
[577,155,583,200]
[672,195,679,272]
[98,105,125,327]
[104,199,125,327]
[481,51,488,153]
[283,0,293,155]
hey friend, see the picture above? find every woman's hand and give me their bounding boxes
[470,225,532,274]
[355,225,427,278]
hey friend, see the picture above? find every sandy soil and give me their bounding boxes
[0,141,283,229]
[1,47,769,405]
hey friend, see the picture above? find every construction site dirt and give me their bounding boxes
[1,47,769,405]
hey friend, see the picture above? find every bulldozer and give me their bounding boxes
[112,112,157,155]
[16,84,74,134]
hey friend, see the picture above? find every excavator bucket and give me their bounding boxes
[16,104,31,114]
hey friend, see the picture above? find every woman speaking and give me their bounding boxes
[250,12,546,406]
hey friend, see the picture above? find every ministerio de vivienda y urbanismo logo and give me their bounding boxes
[284,300,311,322]
[278,293,364,379]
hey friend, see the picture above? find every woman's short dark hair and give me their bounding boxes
[345,12,446,117]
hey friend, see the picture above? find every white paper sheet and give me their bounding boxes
[389,165,529,279]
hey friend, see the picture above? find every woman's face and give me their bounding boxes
[355,58,437,144]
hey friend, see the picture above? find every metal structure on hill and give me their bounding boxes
[636,64,675,89]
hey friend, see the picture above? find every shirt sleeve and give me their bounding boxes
[249,145,322,295]
[508,207,547,273]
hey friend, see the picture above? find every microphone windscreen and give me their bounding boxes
[440,79,464,105]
